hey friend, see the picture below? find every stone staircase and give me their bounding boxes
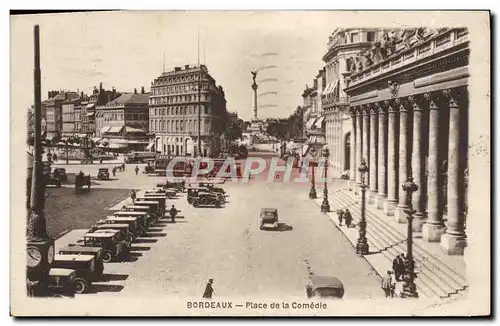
[323,189,468,300]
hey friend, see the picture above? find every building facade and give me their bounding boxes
[44,91,79,141]
[96,89,150,150]
[301,70,326,161]
[344,27,469,255]
[322,28,379,177]
[149,64,228,157]
[61,98,81,136]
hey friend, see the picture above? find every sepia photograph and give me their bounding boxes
[10,10,491,316]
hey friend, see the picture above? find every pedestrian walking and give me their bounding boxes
[130,190,136,204]
[169,205,177,223]
[394,254,405,281]
[202,279,215,299]
[135,165,139,175]
[337,209,344,226]
[53,153,58,162]
[381,271,395,298]
[344,209,353,228]
[112,167,116,177]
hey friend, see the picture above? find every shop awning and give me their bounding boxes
[100,126,111,134]
[305,118,317,130]
[85,103,96,109]
[86,112,95,117]
[108,143,128,149]
[106,126,124,134]
[314,116,325,129]
[92,137,102,143]
[146,142,155,150]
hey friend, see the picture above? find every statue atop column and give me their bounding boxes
[251,70,259,120]
[251,70,258,85]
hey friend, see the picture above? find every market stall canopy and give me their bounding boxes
[305,118,317,130]
[314,116,325,129]
[85,103,96,109]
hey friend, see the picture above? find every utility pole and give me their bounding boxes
[197,28,202,157]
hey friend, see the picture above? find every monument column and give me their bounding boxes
[384,100,398,215]
[369,104,378,203]
[409,95,427,231]
[349,108,357,188]
[441,88,467,255]
[422,92,445,242]
[362,105,370,186]
[394,98,410,223]
[376,102,387,209]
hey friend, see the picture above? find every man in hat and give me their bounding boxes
[381,271,395,298]
[202,279,215,299]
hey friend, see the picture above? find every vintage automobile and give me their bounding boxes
[44,175,62,188]
[82,232,125,263]
[53,168,68,182]
[58,246,104,275]
[306,276,345,299]
[158,180,185,192]
[186,187,210,204]
[134,200,163,221]
[51,254,101,294]
[74,173,91,191]
[144,164,155,174]
[91,223,134,247]
[145,188,176,199]
[108,214,147,236]
[122,205,157,225]
[97,168,110,180]
[260,208,278,230]
[47,268,76,298]
[192,192,223,208]
[141,194,166,210]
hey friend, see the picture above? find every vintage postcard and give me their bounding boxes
[10,10,490,316]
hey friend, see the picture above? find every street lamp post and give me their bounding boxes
[356,158,369,255]
[309,148,317,199]
[401,176,419,299]
[321,147,330,212]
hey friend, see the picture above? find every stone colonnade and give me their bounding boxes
[349,86,468,255]
[325,109,345,177]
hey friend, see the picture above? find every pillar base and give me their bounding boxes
[394,205,410,223]
[375,194,387,210]
[440,233,467,255]
[422,223,445,242]
[412,212,427,232]
[368,190,378,204]
[383,199,397,216]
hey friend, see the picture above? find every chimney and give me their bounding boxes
[80,91,84,99]
[134,88,137,94]
[184,64,190,70]
[174,67,181,72]
[99,82,103,92]
[141,86,145,94]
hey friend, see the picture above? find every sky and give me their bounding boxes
[11,11,336,121]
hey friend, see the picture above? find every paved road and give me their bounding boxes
[89,155,383,300]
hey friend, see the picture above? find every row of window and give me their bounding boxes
[157,73,200,85]
[150,106,209,116]
[99,112,147,121]
[150,94,210,105]
[150,119,211,133]
[152,82,209,95]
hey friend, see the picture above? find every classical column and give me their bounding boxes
[350,109,357,187]
[376,103,387,209]
[384,100,398,215]
[422,92,445,242]
[409,95,427,231]
[441,88,467,255]
[362,106,370,186]
[394,98,411,223]
[368,105,378,203]
[355,107,363,190]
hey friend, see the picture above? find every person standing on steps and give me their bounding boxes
[337,209,344,226]
[381,271,395,298]
[344,209,353,228]
[202,279,215,299]
[130,190,136,204]
[135,165,139,175]
[169,204,177,223]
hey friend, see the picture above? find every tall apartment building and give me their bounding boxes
[149,64,228,157]
[44,91,80,141]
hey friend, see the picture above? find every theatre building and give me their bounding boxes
[344,27,469,255]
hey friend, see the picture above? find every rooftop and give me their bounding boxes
[103,93,149,107]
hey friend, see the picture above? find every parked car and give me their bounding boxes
[97,168,110,180]
[82,232,125,263]
[53,168,67,182]
[306,275,345,299]
[47,268,76,298]
[51,254,101,294]
[260,208,278,230]
[58,246,104,275]
[192,192,223,208]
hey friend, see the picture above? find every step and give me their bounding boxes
[341,190,468,288]
[322,190,467,299]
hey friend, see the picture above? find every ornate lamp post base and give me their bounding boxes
[309,186,317,199]
[356,239,369,255]
[321,188,330,212]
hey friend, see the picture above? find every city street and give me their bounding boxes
[53,152,383,300]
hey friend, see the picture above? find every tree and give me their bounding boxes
[224,120,243,142]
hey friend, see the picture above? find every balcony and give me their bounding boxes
[322,96,349,107]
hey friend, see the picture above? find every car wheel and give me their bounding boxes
[102,251,113,263]
[260,224,264,230]
[187,197,193,204]
[51,294,64,298]
[57,181,61,188]
[193,200,199,207]
[74,278,87,294]
[215,201,221,208]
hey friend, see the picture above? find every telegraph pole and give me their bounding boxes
[197,28,202,157]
